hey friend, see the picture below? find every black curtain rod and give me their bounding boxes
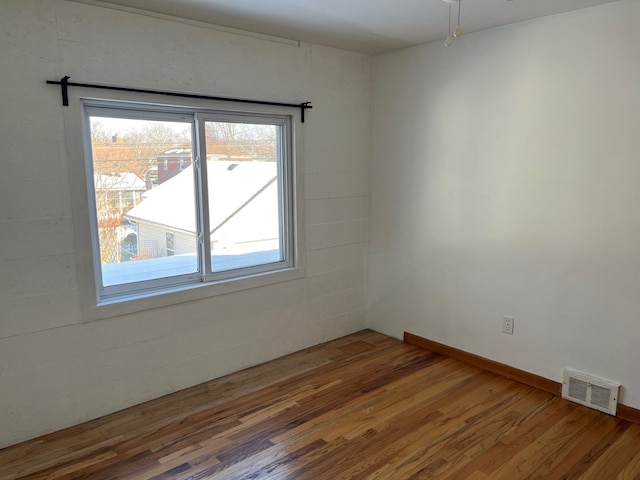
[46,76,313,122]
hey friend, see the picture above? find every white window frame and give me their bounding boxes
[77,96,304,315]
[195,111,295,283]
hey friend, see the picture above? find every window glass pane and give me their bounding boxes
[88,115,198,287]
[204,121,283,273]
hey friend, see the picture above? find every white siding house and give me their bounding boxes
[126,160,279,260]
[94,172,146,217]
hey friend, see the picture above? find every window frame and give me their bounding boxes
[76,96,304,314]
[195,111,295,283]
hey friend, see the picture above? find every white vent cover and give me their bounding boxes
[562,368,620,416]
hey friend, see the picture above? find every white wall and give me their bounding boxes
[368,1,640,409]
[0,1,370,448]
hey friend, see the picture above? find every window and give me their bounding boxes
[165,232,175,256]
[83,101,298,303]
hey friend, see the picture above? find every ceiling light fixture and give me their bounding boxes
[443,0,462,46]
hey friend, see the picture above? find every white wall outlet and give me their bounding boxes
[502,315,514,335]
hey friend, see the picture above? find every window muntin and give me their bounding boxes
[84,103,295,302]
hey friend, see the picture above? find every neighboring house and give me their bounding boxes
[156,145,266,185]
[125,160,279,263]
[93,172,147,264]
[94,172,147,217]
[156,149,193,184]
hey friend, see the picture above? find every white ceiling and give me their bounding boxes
[86,0,620,54]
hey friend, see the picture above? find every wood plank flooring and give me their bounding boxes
[2,329,640,479]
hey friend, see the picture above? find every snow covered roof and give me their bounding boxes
[102,250,281,286]
[156,149,193,157]
[125,160,277,234]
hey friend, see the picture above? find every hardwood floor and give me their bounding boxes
[2,329,640,479]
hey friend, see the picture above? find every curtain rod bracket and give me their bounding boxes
[46,76,71,106]
[60,75,70,106]
[300,102,312,123]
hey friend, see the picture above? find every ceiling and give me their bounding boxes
[85,0,620,54]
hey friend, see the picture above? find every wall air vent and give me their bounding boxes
[562,368,620,416]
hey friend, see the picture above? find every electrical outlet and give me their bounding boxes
[502,316,514,335]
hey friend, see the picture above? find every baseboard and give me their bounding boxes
[618,404,640,425]
[404,331,640,425]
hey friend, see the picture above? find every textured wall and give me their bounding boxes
[0,1,370,448]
